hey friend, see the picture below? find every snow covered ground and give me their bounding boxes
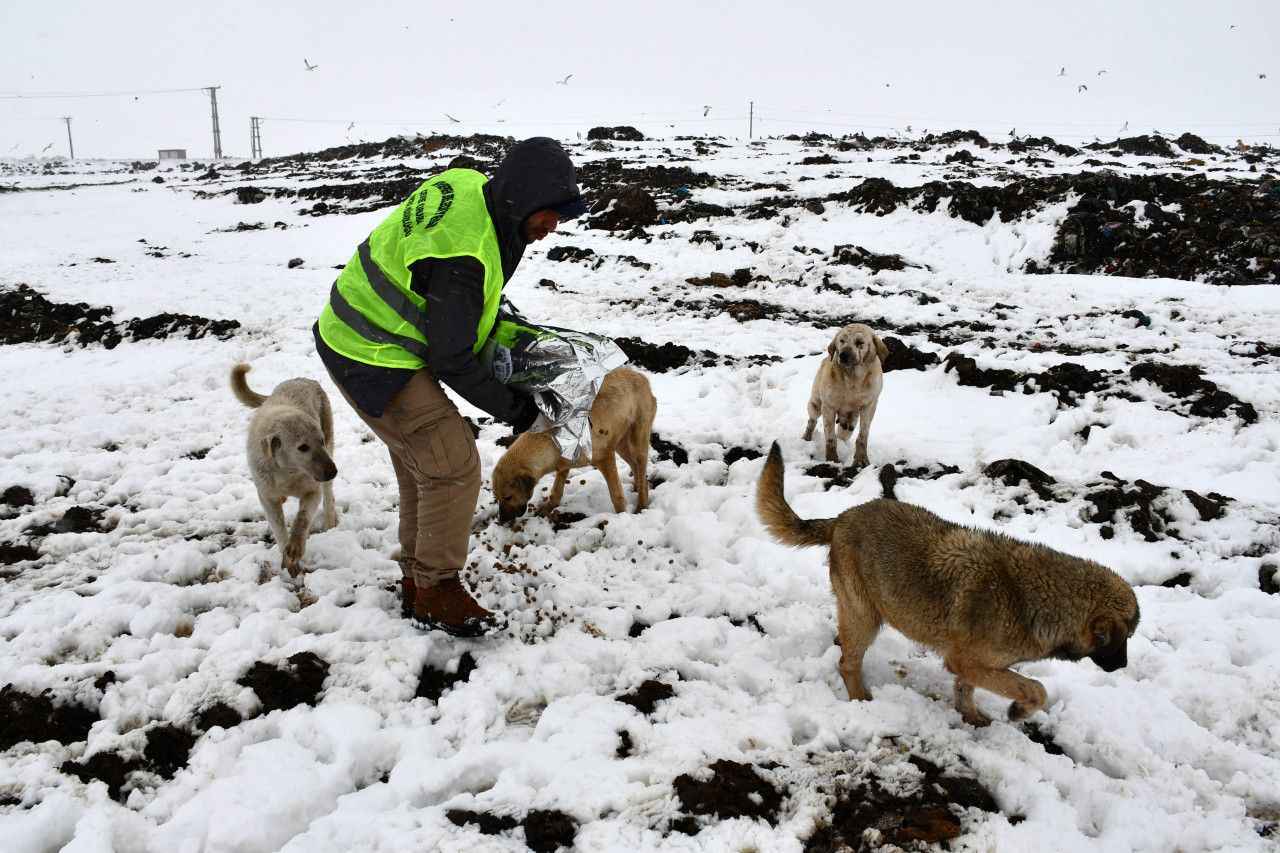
[1,133,1279,852]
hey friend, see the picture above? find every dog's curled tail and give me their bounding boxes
[756,442,836,547]
[230,363,268,409]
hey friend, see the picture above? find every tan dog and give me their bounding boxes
[493,367,656,523]
[757,443,1139,726]
[231,363,338,576]
[803,323,888,466]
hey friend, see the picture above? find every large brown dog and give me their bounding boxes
[756,443,1139,726]
[231,363,338,577]
[803,323,888,466]
[492,367,656,523]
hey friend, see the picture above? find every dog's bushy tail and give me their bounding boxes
[230,363,267,409]
[756,442,836,547]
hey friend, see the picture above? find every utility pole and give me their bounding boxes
[748,101,754,140]
[62,116,74,159]
[249,116,263,160]
[206,86,223,159]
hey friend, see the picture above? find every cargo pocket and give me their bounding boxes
[402,410,478,481]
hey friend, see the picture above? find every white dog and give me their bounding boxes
[230,363,337,576]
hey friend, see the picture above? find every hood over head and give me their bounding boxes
[483,137,586,278]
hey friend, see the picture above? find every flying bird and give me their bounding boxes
[346,121,355,131]
[884,82,891,88]
[1120,120,1129,132]
[703,105,711,117]
[556,74,573,85]
[8,143,19,152]
[1077,84,1088,93]
[1058,66,1066,77]
[1097,69,1108,76]
[444,113,461,123]
[41,142,53,153]
[1260,73,1268,79]
[494,98,506,108]
[1229,24,1237,30]
[304,58,318,71]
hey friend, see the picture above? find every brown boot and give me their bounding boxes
[400,577,416,619]
[411,576,499,638]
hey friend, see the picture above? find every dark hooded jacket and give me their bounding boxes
[315,138,584,423]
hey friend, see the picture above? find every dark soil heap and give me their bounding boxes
[0,685,97,750]
[805,755,998,852]
[832,172,1280,284]
[0,284,239,349]
[237,651,329,713]
[674,759,784,824]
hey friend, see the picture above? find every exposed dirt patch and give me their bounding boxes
[447,809,521,834]
[143,724,198,779]
[194,702,243,731]
[617,679,675,715]
[523,809,579,852]
[237,651,329,713]
[1260,563,1279,595]
[686,268,752,288]
[548,511,587,532]
[723,446,764,465]
[649,433,689,466]
[880,336,940,372]
[0,685,97,750]
[2,486,34,508]
[674,759,784,824]
[876,461,962,499]
[984,459,1059,501]
[0,542,40,565]
[805,754,998,851]
[416,652,477,702]
[615,337,715,373]
[60,751,145,801]
[0,284,239,349]
[587,185,658,231]
[1130,362,1258,424]
[831,244,920,272]
[588,126,644,142]
[616,730,634,758]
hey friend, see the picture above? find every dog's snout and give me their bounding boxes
[498,504,527,524]
[838,349,852,364]
[319,461,338,482]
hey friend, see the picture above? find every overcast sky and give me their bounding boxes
[2,0,1277,160]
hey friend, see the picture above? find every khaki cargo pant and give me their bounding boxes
[335,369,481,587]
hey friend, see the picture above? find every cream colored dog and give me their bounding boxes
[231,363,338,576]
[803,323,888,465]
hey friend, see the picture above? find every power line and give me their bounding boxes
[0,86,209,100]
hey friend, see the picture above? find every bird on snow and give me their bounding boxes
[1078,84,1088,92]
[1008,127,1017,137]
[556,74,573,85]
[703,105,711,117]
[444,113,461,123]
[304,58,318,71]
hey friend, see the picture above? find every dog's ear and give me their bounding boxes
[827,338,837,358]
[873,334,889,363]
[515,474,536,496]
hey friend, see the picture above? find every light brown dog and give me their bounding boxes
[231,363,338,576]
[803,323,888,466]
[756,443,1139,726]
[492,367,656,523]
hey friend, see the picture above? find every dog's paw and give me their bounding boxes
[961,708,993,727]
[282,539,304,573]
[1008,682,1048,721]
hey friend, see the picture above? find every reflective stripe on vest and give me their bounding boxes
[316,169,505,371]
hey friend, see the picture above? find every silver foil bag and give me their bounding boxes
[481,322,628,460]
